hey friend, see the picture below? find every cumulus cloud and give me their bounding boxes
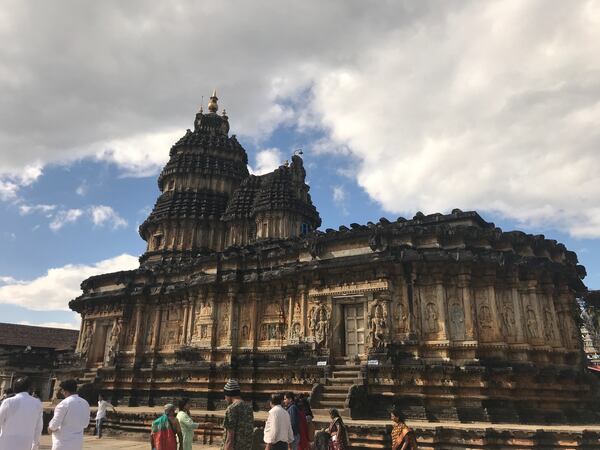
[90,205,128,229]
[0,164,43,201]
[49,209,84,231]
[251,148,283,175]
[0,1,599,236]
[0,253,139,311]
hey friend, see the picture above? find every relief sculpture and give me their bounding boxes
[449,302,465,340]
[425,302,439,334]
[310,304,330,348]
[526,305,539,339]
[369,302,388,351]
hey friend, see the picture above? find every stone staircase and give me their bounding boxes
[316,365,362,411]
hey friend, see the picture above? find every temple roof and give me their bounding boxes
[0,323,78,350]
[222,155,321,226]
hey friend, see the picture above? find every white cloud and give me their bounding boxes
[49,209,84,231]
[332,185,348,216]
[94,129,181,177]
[19,203,57,215]
[0,1,598,236]
[0,180,19,201]
[306,1,600,237]
[0,253,139,311]
[90,205,128,229]
[0,164,43,201]
[251,148,283,175]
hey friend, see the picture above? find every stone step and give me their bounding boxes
[327,377,359,385]
[332,370,361,378]
[323,385,351,392]
[319,400,346,408]
[321,393,347,400]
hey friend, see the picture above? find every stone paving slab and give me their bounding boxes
[39,435,219,449]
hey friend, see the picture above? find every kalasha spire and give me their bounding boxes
[207,89,218,113]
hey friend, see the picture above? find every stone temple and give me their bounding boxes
[68,91,599,423]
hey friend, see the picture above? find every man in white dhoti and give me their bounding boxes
[0,377,43,450]
[48,379,90,450]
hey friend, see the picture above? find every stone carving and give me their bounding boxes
[544,306,555,341]
[425,302,439,334]
[395,302,408,334]
[80,322,93,357]
[369,303,388,350]
[107,319,122,363]
[526,305,539,339]
[219,303,230,339]
[310,304,330,348]
[479,304,492,328]
[291,322,301,339]
[449,302,465,340]
[501,302,516,337]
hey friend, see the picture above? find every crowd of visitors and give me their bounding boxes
[0,376,417,450]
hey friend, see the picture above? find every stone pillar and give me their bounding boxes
[132,300,144,357]
[228,286,238,351]
[182,299,190,344]
[458,270,476,341]
[76,314,86,351]
[250,288,259,351]
[152,304,163,353]
[298,283,307,338]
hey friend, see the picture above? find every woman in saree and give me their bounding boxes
[327,408,349,450]
[150,403,183,450]
[390,405,417,450]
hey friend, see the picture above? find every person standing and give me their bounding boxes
[327,409,349,450]
[0,377,43,450]
[390,405,417,450]
[221,379,254,450]
[48,379,91,450]
[95,393,116,439]
[176,398,198,450]
[150,403,183,450]
[264,393,293,450]
[283,392,300,450]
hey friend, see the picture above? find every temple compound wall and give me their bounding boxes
[66,92,599,424]
[69,210,598,423]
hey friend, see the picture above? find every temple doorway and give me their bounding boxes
[343,303,365,356]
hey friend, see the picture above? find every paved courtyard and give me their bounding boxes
[39,435,219,449]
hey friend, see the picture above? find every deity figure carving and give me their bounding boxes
[126,318,136,346]
[425,302,439,334]
[310,304,330,348]
[291,322,301,339]
[80,322,93,358]
[219,303,230,339]
[241,324,250,341]
[395,302,408,334]
[501,303,516,337]
[544,307,555,341]
[449,302,465,340]
[107,320,122,363]
[200,324,208,339]
[369,303,388,351]
[526,305,539,339]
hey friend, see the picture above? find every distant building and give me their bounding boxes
[0,322,78,400]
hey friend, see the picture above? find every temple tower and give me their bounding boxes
[139,91,249,259]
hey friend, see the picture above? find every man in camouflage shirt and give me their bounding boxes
[222,379,254,450]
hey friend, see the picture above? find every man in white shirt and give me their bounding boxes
[48,379,90,450]
[263,393,293,450]
[0,377,43,450]
[95,393,116,439]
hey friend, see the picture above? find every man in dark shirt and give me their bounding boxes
[283,392,300,450]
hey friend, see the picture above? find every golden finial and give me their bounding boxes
[207,89,218,113]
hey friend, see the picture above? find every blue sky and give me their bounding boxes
[1,1,600,328]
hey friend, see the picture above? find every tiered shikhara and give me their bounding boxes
[69,92,599,422]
